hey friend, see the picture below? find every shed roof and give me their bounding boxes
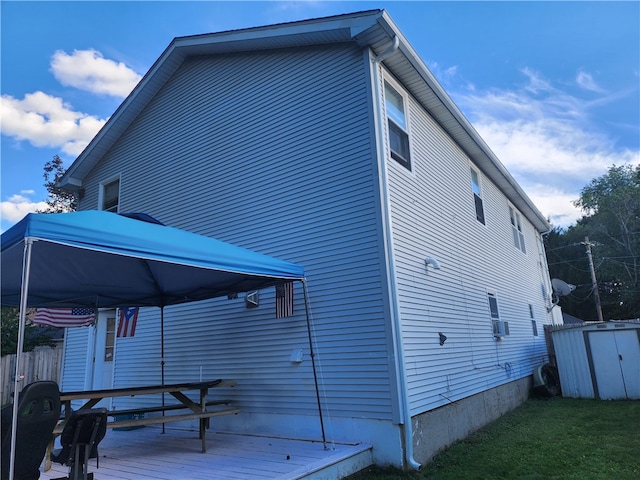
[59,9,550,232]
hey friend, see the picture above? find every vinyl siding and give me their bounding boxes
[60,327,92,394]
[77,43,396,427]
[381,67,551,415]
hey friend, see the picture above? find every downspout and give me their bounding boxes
[537,230,558,322]
[371,37,421,471]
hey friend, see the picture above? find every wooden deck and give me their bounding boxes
[39,425,372,480]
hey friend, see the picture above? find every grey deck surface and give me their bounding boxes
[39,426,371,480]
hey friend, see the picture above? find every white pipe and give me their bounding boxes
[9,238,34,480]
[371,38,421,471]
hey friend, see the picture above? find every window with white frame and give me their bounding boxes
[488,292,500,320]
[488,292,509,337]
[100,178,120,213]
[529,304,538,336]
[509,206,526,253]
[384,81,411,170]
[470,168,485,224]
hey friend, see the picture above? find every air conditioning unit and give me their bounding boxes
[492,320,510,337]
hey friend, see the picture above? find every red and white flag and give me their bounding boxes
[33,308,95,328]
[117,307,139,337]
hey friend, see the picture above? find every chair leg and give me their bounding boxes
[68,442,88,480]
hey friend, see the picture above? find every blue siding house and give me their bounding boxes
[59,10,557,468]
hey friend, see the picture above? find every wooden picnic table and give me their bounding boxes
[46,379,238,470]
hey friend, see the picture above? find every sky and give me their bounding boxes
[1,1,639,233]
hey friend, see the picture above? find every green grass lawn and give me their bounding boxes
[346,398,640,480]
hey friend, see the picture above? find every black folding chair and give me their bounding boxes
[1,381,61,480]
[50,408,107,480]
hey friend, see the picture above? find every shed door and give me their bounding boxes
[588,330,640,400]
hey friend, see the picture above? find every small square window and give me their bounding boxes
[101,178,120,213]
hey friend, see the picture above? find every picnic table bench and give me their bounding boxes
[46,380,238,470]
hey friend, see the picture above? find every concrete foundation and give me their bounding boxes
[411,376,532,465]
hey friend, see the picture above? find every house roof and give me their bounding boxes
[562,312,586,325]
[60,9,551,233]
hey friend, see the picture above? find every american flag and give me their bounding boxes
[275,282,294,318]
[117,307,139,338]
[33,308,95,328]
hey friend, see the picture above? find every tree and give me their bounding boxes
[546,164,640,320]
[1,308,57,356]
[39,155,77,213]
[2,157,78,355]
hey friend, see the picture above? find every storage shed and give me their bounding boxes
[549,321,640,399]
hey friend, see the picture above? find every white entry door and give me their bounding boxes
[92,310,116,394]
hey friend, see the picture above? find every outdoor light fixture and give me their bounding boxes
[245,291,259,308]
[425,257,441,270]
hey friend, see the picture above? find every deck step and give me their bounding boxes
[289,443,373,480]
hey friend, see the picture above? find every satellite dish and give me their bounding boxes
[547,278,576,312]
[551,278,576,297]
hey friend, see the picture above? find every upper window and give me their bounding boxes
[384,81,411,170]
[470,168,485,224]
[101,178,120,213]
[509,206,526,253]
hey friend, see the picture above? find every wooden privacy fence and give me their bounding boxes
[1,346,62,405]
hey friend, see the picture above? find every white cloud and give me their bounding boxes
[455,68,640,228]
[51,49,142,98]
[576,70,605,93]
[0,91,106,156]
[475,119,637,184]
[428,62,459,83]
[522,67,554,95]
[0,194,48,223]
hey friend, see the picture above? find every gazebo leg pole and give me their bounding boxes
[302,279,327,449]
[9,238,34,480]
[161,306,166,434]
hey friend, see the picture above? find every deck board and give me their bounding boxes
[39,426,371,480]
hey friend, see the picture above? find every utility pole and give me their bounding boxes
[583,236,604,322]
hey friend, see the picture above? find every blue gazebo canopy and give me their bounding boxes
[1,210,305,308]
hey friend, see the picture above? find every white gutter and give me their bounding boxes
[371,36,421,471]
